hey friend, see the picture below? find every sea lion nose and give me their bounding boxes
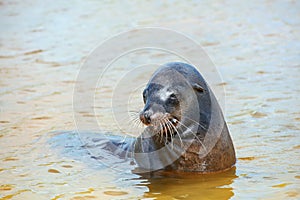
[140,110,151,125]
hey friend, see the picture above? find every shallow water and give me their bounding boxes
[1,0,300,199]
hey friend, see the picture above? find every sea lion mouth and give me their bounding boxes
[148,116,180,138]
[139,110,180,138]
[150,116,179,128]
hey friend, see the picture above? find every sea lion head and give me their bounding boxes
[139,62,210,140]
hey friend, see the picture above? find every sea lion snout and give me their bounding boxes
[139,103,165,126]
[139,110,152,125]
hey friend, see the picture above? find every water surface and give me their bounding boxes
[0,0,299,199]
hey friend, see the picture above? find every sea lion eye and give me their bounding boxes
[169,93,177,99]
[167,93,178,105]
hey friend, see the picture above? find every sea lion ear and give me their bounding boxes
[192,83,204,93]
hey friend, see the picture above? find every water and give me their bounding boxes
[0,0,299,199]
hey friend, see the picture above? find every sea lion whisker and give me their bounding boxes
[165,119,175,149]
[176,120,207,153]
[182,116,208,131]
[162,118,170,138]
[119,116,137,131]
[166,118,177,134]
[166,118,176,133]
[164,118,172,135]
[128,112,140,120]
[130,115,140,125]
[164,118,174,137]
[137,120,142,127]
[159,121,164,143]
[158,120,164,143]
[161,119,169,145]
[128,116,141,129]
[119,112,137,123]
[128,111,143,127]
[129,111,145,129]
[128,116,138,125]
[167,119,184,148]
[132,117,143,128]
[128,112,138,117]
[176,130,184,148]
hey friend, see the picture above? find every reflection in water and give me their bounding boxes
[138,168,237,199]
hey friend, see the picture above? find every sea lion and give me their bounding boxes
[133,62,236,173]
[85,62,235,173]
